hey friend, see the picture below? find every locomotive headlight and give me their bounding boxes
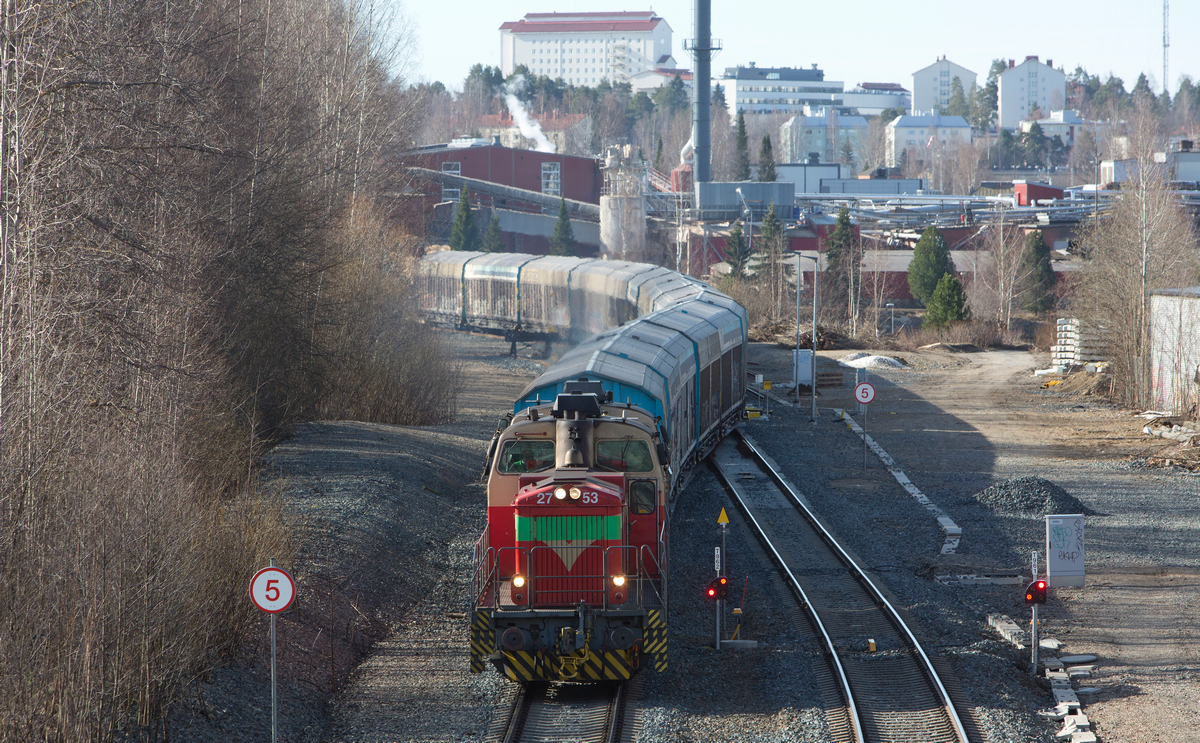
[612,574,626,587]
[568,486,582,500]
[512,574,526,588]
[554,487,567,500]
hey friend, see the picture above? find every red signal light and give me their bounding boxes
[706,576,729,600]
[1024,580,1047,604]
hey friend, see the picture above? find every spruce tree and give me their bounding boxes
[1022,230,1057,312]
[482,210,504,253]
[712,83,727,111]
[450,189,479,251]
[822,206,856,321]
[907,226,954,306]
[734,110,751,180]
[725,221,752,279]
[654,136,664,172]
[923,274,970,329]
[549,199,576,256]
[757,134,777,182]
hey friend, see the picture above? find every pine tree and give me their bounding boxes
[907,226,954,306]
[725,221,752,279]
[734,110,751,180]
[1022,230,1057,312]
[757,134,777,182]
[923,274,970,329]
[549,198,576,256]
[450,189,479,251]
[482,210,504,253]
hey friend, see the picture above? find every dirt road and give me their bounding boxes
[812,346,1200,743]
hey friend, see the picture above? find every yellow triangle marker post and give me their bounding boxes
[717,507,730,524]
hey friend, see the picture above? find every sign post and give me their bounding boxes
[250,560,296,743]
[716,508,729,650]
[1030,551,1038,673]
[854,381,875,474]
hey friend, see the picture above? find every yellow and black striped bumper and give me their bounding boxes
[501,648,638,682]
[470,610,495,674]
[644,608,667,672]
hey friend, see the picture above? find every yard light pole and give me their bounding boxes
[794,253,818,422]
[735,187,753,254]
[886,302,895,335]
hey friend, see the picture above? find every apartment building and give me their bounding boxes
[998,56,1067,129]
[911,57,976,114]
[716,64,844,118]
[779,110,868,164]
[499,11,672,86]
[886,113,973,167]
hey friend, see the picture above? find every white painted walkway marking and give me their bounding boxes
[833,408,962,555]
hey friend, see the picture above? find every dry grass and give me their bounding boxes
[882,320,1030,352]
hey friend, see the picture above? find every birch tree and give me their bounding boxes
[1075,98,1200,406]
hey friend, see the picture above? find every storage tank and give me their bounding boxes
[600,145,648,262]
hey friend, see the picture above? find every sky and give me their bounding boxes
[396,0,1200,97]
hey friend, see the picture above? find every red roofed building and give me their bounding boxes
[500,11,673,86]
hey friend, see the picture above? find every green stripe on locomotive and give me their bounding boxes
[515,514,623,542]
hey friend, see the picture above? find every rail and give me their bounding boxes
[712,432,971,743]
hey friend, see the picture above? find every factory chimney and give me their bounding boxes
[689,0,713,183]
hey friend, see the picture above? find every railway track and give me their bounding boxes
[710,431,976,743]
[494,680,632,743]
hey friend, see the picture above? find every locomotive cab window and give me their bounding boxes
[497,440,555,473]
[629,480,656,515]
[595,439,653,472]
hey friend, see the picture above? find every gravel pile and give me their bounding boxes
[840,353,906,369]
[973,476,1096,515]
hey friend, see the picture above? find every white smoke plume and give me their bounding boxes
[504,75,556,153]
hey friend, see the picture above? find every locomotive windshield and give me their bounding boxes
[498,440,556,473]
[595,439,654,472]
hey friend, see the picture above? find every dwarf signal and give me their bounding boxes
[706,575,729,600]
[1024,579,1047,604]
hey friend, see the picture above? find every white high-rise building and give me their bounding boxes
[911,57,976,115]
[716,64,844,118]
[499,11,673,86]
[998,56,1066,130]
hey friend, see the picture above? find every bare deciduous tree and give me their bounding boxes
[1075,98,1200,406]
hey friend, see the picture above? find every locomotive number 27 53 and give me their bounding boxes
[534,491,601,504]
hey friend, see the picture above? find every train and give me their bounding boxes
[417,250,748,683]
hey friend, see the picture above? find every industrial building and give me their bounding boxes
[499,11,673,86]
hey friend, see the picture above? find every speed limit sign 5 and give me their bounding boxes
[854,382,876,405]
[250,566,296,613]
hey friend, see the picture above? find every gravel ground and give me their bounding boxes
[162,335,1200,743]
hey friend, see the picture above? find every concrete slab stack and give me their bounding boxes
[1052,318,1110,367]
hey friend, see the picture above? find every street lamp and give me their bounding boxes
[735,187,753,255]
[794,253,818,422]
[886,302,895,335]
